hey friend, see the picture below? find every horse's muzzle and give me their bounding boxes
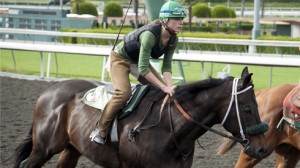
[240,122,269,159]
[243,143,267,159]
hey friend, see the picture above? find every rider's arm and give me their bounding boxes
[161,37,178,87]
[138,31,175,95]
[138,31,166,89]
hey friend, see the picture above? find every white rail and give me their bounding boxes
[1,28,300,48]
[1,28,299,85]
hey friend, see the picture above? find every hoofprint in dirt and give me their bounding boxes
[0,76,280,168]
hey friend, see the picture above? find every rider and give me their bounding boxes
[90,0,187,144]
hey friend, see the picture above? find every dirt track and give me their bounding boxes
[0,76,280,167]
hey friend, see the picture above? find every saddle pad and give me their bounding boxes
[291,87,300,108]
[81,84,149,119]
[277,85,300,131]
[81,85,113,110]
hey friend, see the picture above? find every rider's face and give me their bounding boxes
[166,18,184,33]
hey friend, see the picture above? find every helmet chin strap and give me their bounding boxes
[161,19,176,35]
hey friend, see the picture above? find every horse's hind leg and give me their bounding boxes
[25,140,67,167]
[25,150,55,168]
[25,100,71,167]
[57,144,81,168]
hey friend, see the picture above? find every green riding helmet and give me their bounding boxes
[159,0,187,19]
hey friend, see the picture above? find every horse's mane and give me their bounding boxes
[175,78,226,102]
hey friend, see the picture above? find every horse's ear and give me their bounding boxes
[243,73,253,87]
[241,67,253,88]
[241,67,249,78]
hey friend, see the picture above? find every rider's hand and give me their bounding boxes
[160,85,176,96]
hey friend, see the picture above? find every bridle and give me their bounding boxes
[166,78,254,148]
[221,78,253,144]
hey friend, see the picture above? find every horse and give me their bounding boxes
[217,83,300,168]
[8,67,268,168]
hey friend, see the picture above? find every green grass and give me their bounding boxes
[0,50,106,79]
[1,49,299,90]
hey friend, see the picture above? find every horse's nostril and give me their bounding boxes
[257,146,267,156]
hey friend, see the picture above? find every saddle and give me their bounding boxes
[81,83,149,119]
[82,83,150,143]
[277,85,300,131]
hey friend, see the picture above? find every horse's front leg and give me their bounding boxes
[235,139,278,168]
[234,151,261,168]
[275,145,300,168]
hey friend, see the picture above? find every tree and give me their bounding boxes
[103,2,123,17]
[69,0,85,14]
[72,1,98,16]
[211,5,231,18]
[192,3,211,18]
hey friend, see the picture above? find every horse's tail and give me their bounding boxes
[3,125,33,168]
[216,138,237,156]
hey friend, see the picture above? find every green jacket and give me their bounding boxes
[116,23,178,76]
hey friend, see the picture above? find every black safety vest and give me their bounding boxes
[123,23,177,61]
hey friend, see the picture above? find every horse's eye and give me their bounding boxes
[244,106,252,113]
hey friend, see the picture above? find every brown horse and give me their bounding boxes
[217,83,300,168]
[8,67,267,168]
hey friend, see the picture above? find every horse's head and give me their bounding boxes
[172,67,267,160]
[220,67,268,159]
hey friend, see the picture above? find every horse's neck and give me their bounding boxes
[173,80,236,139]
[171,96,220,141]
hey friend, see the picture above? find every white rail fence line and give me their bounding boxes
[2,28,300,48]
[1,28,299,85]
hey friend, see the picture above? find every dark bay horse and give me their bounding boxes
[9,67,267,168]
[217,83,300,168]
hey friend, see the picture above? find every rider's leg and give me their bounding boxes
[92,51,132,144]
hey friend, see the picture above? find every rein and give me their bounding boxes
[172,97,246,144]
[168,97,193,166]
